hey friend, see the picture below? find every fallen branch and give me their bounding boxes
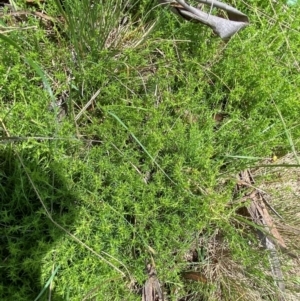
[158,0,249,40]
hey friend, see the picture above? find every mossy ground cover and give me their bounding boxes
[0,0,300,300]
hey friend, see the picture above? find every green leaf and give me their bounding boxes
[34,265,60,301]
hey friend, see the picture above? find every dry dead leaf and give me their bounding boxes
[181,271,207,283]
[236,169,288,296]
[237,170,287,250]
[158,0,249,40]
[142,263,164,301]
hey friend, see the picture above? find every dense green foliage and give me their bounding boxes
[0,0,299,300]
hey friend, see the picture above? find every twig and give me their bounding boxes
[75,88,102,122]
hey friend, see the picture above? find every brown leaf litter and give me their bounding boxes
[140,156,300,301]
[142,262,164,301]
[252,154,300,300]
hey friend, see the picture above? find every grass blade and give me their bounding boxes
[107,111,177,186]
[34,265,60,301]
[0,33,54,101]
[273,101,300,164]
[225,155,266,160]
[52,0,69,25]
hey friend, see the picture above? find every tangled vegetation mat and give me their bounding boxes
[0,1,300,300]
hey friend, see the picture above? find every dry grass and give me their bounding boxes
[254,154,300,300]
[173,153,300,301]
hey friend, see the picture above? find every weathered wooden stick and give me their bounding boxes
[158,0,249,40]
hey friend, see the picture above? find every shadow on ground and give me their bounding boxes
[0,144,78,301]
